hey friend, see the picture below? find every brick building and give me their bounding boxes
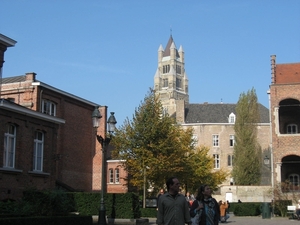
[269,55,300,189]
[154,36,271,197]
[0,34,127,199]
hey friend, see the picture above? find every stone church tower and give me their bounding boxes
[154,35,189,117]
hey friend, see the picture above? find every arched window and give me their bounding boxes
[228,113,236,123]
[115,168,120,184]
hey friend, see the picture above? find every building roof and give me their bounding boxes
[274,62,300,84]
[0,34,17,47]
[0,98,65,124]
[163,35,180,58]
[2,75,99,107]
[184,103,269,124]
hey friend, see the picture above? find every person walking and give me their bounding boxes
[219,200,229,223]
[190,184,220,225]
[157,177,191,225]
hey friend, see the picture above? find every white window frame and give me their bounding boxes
[229,135,235,147]
[228,113,236,123]
[227,154,233,167]
[33,131,44,171]
[213,154,220,169]
[42,99,56,116]
[4,124,16,168]
[115,168,120,184]
[212,135,219,147]
[109,168,114,183]
[287,124,297,134]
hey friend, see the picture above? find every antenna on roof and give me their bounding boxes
[170,26,172,36]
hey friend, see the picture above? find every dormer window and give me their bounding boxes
[42,99,56,116]
[228,113,236,124]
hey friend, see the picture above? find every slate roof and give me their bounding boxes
[2,75,26,84]
[184,103,269,124]
[163,35,180,58]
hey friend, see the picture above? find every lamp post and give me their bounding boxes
[92,106,117,225]
[264,155,274,217]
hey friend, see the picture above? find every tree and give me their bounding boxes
[232,88,262,185]
[111,89,227,194]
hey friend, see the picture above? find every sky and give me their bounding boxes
[1,1,300,127]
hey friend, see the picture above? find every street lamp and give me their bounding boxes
[92,106,117,225]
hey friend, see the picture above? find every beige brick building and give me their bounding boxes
[154,36,271,198]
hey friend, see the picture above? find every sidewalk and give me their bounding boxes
[147,215,299,225]
[93,215,299,225]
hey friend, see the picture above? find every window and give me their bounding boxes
[287,124,297,134]
[228,113,236,123]
[163,65,170,74]
[109,168,114,183]
[33,131,44,171]
[176,78,181,89]
[213,154,220,169]
[176,65,181,74]
[229,135,235,147]
[42,99,56,116]
[289,174,299,191]
[227,155,234,166]
[115,168,120,184]
[192,134,198,145]
[163,78,168,88]
[4,124,16,168]
[212,135,219,147]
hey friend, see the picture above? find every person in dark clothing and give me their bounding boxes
[190,184,220,225]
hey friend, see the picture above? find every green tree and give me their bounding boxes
[232,88,262,185]
[111,89,227,193]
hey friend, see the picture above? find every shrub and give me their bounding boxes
[233,203,261,216]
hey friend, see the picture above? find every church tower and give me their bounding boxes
[154,35,189,116]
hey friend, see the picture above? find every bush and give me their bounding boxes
[233,203,261,216]
[0,215,92,225]
[140,208,157,218]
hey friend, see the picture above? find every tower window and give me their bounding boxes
[176,65,181,74]
[176,78,182,89]
[163,65,170,74]
[163,78,168,88]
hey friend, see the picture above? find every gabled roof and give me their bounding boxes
[184,103,269,124]
[2,75,99,107]
[163,35,180,58]
[274,62,300,84]
[2,75,25,84]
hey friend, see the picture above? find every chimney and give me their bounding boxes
[271,55,276,84]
